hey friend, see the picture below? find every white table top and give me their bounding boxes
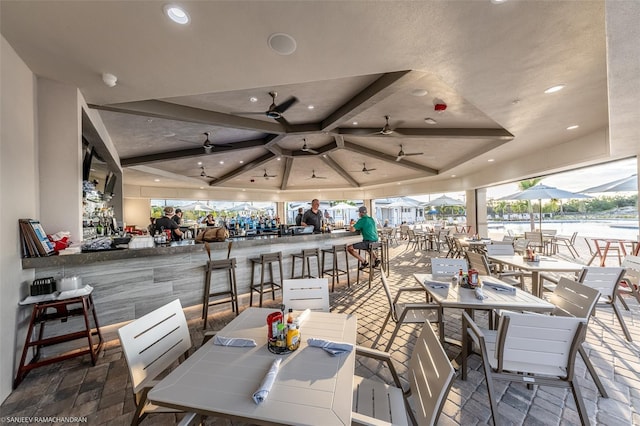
[486,255,584,273]
[148,307,357,425]
[414,273,555,312]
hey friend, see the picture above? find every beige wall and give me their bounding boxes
[123,197,152,230]
[0,35,38,402]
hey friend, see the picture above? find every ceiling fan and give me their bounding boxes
[373,115,403,136]
[182,132,232,154]
[360,163,377,175]
[252,169,277,180]
[300,138,319,154]
[236,91,298,126]
[190,166,216,179]
[307,170,327,180]
[396,144,423,162]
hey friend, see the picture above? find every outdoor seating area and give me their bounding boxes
[1,233,639,425]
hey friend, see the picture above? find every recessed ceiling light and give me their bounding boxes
[267,33,297,55]
[307,105,315,110]
[411,89,428,97]
[277,157,281,161]
[249,97,258,103]
[102,73,117,87]
[239,160,244,164]
[491,0,508,4]
[164,5,190,25]
[451,174,457,177]
[424,118,437,125]
[219,161,224,165]
[352,121,358,126]
[199,187,204,189]
[197,161,202,165]
[488,158,495,162]
[566,125,579,130]
[544,84,566,94]
[154,178,160,182]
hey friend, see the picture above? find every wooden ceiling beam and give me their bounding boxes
[320,155,360,187]
[342,141,438,175]
[280,157,294,190]
[121,138,268,166]
[337,127,514,139]
[320,70,425,131]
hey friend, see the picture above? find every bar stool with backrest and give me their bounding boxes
[249,251,284,307]
[321,244,351,292]
[356,241,384,288]
[290,248,320,279]
[202,258,239,329]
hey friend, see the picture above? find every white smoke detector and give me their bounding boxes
[102,73,117,88]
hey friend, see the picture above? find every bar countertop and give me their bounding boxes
[21,230,359,269]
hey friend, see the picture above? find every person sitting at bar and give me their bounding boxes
[347,206,380,270]
[301,199,323,233]
[156,207,183,241]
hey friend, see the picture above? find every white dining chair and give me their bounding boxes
[619,255,640,306]
[282,278,330,312]
[354,319,454,426]
[117,299,199,426]
[462,310,591,426]
[430,256,468,277]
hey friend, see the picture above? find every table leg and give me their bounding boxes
[532,271,541,298]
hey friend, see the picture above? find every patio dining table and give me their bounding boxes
[148,307,357,425]
[487,254,584,298]
[587,237,639,267]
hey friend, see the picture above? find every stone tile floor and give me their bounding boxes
[1,238,639,425]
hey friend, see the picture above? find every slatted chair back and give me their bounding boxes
[524,232,545,251]
[282,278,330,312]
[379,272,398,320]
[550,277,601,318]
[118,299,197,426]
[431,257,468,278]
[486,243,515,256]
[496,311,586,378]
[621,255,640,285]
[408,320,455,426]
[578,267,625,300]
[513,238,530,254]
[466,251,492,275]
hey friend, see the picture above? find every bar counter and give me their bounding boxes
[21,231,360,326]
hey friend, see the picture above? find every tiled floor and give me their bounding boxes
[2,238,639,425]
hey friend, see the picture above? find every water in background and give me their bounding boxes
[487,220,639,240]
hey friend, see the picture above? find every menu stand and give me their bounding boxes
[14,293,103,389]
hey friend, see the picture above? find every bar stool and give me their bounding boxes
[321,244,351,292]
[249,251,284,307]
[291,248,320,279]
[356,242,384,288]
[202,258,239,329]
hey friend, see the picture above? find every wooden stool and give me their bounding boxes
[249,251,284,307]
[321,244,351,292]
[15,294,103,389]
[291,248,320,279]
[356,242,383,288]
[202,258,239,329]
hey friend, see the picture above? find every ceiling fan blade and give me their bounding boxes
[395,155,403,162]
[274,96,298,114]
[404,152,423,156]
[306,148,319,154]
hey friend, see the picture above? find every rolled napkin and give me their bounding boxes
[307,338,354,356]
[424,280,450,289]
[213,335,257,347]
[475,287,488,300]
[483,281,516,293]
[252,358,281,404]
[295,308,311,327]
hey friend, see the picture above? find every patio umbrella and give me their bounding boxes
[580,174,638,193]
[180,202,213,212]
[328,202,357,211]
[228,203,260,212]
[425,195,465,207]
[499,183,591,229]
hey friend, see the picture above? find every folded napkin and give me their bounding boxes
[213,335,257,347]
[307,338,354,356]
[475,287,488,300]
[252,358,281,404]
[482,281,516,293]
[424,280,450,289]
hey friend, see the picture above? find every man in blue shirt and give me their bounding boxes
[348,206,380,270]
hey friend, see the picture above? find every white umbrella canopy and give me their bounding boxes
[424,195,465,207]
[179,202,213,212]
[328,203,357,211]
[580,174,638,193]
[228,203,261,212]
[498,183,591,229]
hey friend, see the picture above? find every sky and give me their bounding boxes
[413,157,637,202]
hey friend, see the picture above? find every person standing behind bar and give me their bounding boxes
[295,207,304,226]
[156,207,183,241]
[347,206,380,270]
[301,199,323,233]
[171,208,183,225]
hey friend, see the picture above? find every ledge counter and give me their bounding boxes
[21,231,360,326]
